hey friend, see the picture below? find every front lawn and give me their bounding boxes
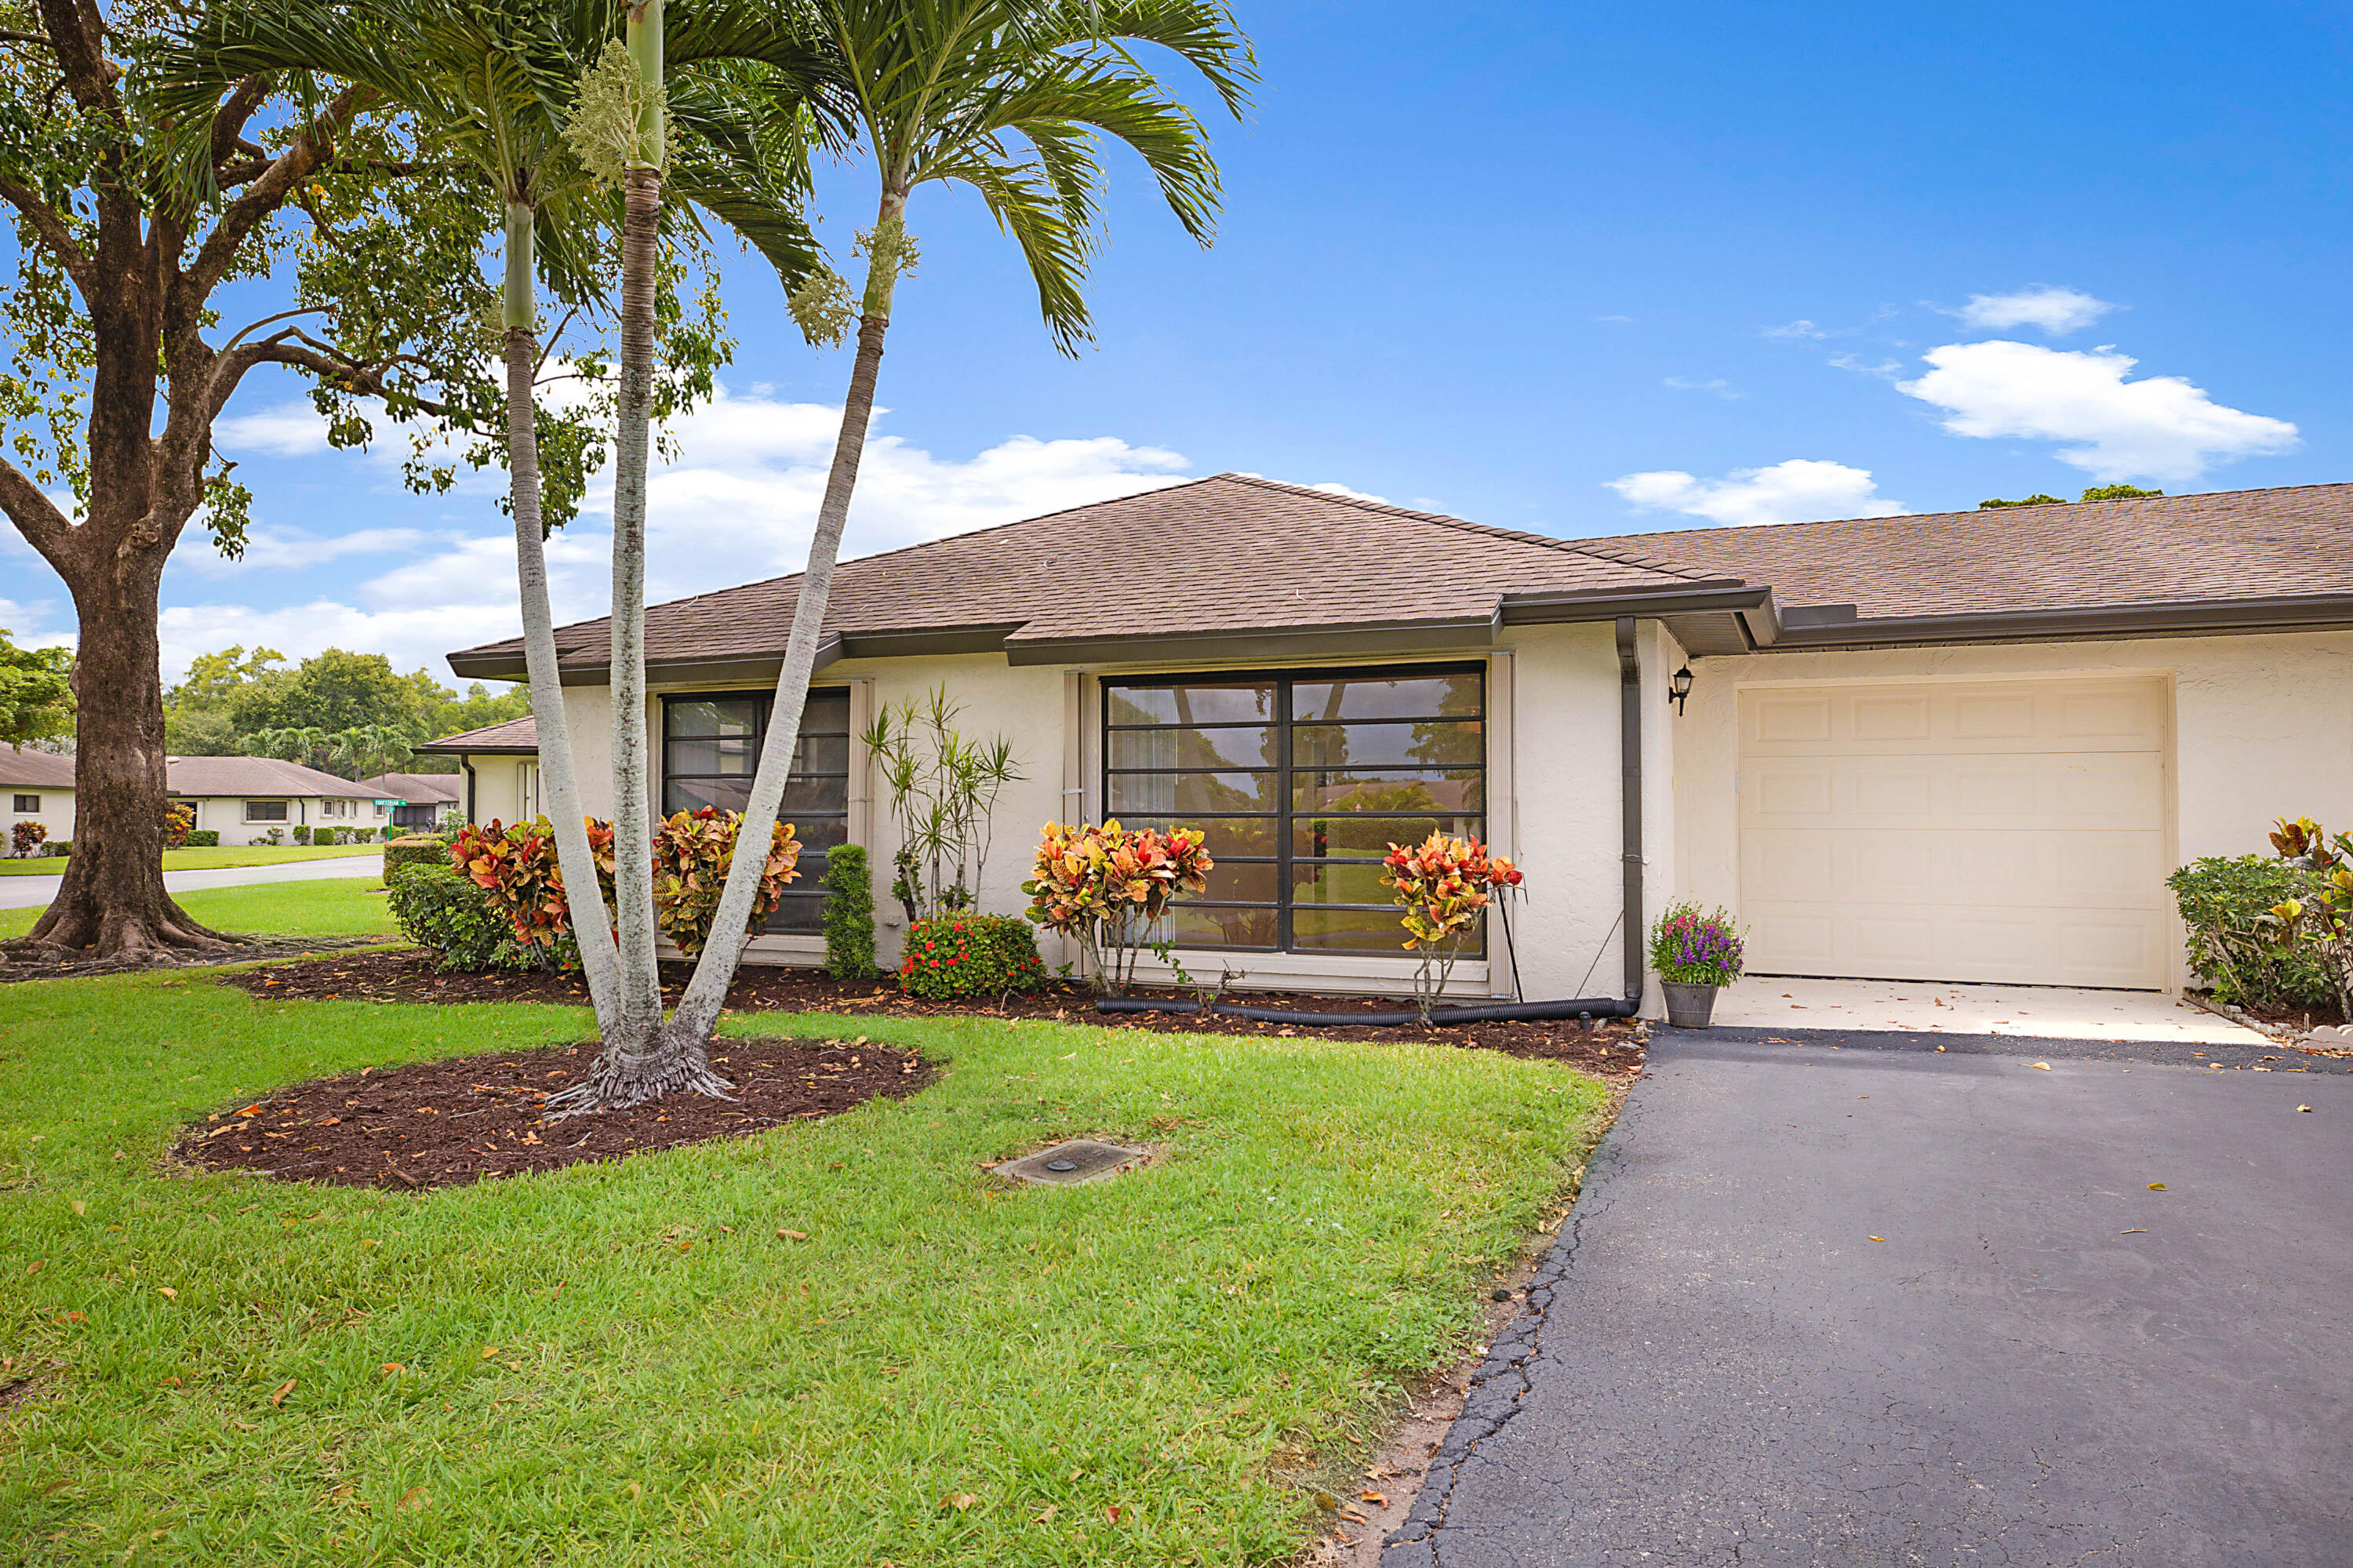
[0,973,1605,1565]
[0,843,385,878]
[0,877,398,941]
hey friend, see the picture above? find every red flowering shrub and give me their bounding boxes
[898,913,1047,999]
[1380,831,1522,1021]
[11,820,47,858]
[163,802,194,849]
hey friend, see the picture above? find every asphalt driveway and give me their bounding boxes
[1387,1028,2353,1567]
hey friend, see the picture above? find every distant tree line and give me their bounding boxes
[162,646,529,777]
[1980,484,2165,509]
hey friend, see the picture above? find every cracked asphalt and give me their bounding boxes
[1386,1028,2353,1566]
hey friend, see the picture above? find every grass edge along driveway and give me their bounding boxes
[0,877,398,941]
[0,973,1607,1566]
[0,843,387,878]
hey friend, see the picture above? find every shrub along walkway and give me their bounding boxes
[226,948,1649,1079]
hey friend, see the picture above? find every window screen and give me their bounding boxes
[1102,665,1486,955]
[662,689,851,935]
[245,800,288,822]
[12,794,37,813]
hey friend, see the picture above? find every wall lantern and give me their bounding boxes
[1667,664,1694,715]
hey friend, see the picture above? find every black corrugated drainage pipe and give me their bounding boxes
[1094,996,1639,1027]
[1615,616,1646,1010]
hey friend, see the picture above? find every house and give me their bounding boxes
[1,748,77,849]
[355,772,464,831]
[431,474,2353,1006]
[164,757,397,844]
[412,716,541,827]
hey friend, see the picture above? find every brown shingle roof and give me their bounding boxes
[0,748,76,789]
[355,772,464,804]
[1577,482,2353,621]
[449,473,1715,677]
[165,757,378,799]
[416,716,540,754]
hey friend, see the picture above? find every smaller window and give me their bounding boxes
[12,794,38,813]
[245,800,288,823]
[375,802,388,817]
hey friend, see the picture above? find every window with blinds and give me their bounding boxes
[661,689,852,935]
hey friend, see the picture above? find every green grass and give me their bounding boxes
[0,878,398,942]
[0,844,384,878]
[0,973,1606,1566]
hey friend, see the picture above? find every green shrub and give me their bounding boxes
[898,913,1047,1000]
[823,844,877,980]
[45,839,68,857]
[387,864,531,973]
[2166,855,2338,1010]
[293,824,311,846]
[382,835,449,888]
[184,830,219,847]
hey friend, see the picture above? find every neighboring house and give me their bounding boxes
[413,716,541,828]
[1,748,78,849]
[165,757,397,845]
[432,474,2353,1005]
[356,772,464,831]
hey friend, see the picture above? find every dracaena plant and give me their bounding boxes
[1381,831,1522,1024]
[1022,820,1213,994]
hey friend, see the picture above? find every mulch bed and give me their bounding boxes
[175,1034,933,1191]
[0,934,398,984]
[223,949,1651,1079]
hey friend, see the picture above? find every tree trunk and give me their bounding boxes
[16,547,228,956]
[496,201,627,1041]
[664,195,911,1054]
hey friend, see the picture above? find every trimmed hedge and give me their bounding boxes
[823,845,878,980]
[898,913,1047,1000]
[387,864,530,973]
[185,830,220,847]
[293,824,312,846]
[2166,854,2338,1010]
[383,835,449,887]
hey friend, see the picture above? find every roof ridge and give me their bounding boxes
[1213,472,1722,582]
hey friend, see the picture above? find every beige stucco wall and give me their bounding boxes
[1670,628,2353,993]
[4,784,74,850]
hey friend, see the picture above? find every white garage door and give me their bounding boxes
[1739,677,2170,989]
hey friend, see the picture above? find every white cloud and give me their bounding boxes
[213,402,336,457]
[1304,480,1392,504]
[1664,377,1744,399]
[180,526,429,575]
[1606,459,1905,529]
[1896,340,2299,482]
[1763,319,1826,340]
[148,384,1201,682]
[1949,286,2115,335]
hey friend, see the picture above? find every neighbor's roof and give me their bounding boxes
[0,748,77,790]
[355,771,464,803]
[443,474,2353,682]
[1575,482,2353,624]
[165,756,380,799]
[414,716,540,755]
[447,473,1721,682]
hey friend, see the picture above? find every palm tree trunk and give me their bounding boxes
[498,199,627,1041]
[600,161,669,1054]
[665,193,910,1053]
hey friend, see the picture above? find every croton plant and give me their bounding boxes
[1022,819,1214,993]
[1381,831,1522,1023]
[2268,816,2353,1018]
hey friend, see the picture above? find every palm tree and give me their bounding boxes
[640,0,1253,1090]
[176,0,837,1058]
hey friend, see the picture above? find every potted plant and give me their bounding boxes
[1649,901,1744,1028]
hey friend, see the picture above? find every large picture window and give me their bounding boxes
[662,689,851,935]
[1102,664,1486,955]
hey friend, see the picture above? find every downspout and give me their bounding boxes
[1616,617,1646,1009]
[462,759,478,824]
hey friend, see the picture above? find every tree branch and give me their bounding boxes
[0,27,54,47]
[220,304,330,353]
[0,449,77,569]
[0,171,93,291]
[185,84,375,303]
[206,75,271,182]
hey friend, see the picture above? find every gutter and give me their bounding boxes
[1615,617,1646,1009]
[1769,591,2353,650]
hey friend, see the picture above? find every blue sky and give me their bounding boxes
[8,0,2351,684]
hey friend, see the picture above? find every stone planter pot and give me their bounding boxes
[1661,980,1720,1028]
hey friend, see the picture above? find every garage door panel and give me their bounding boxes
[1738,677,2169,989]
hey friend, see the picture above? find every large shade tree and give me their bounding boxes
[0,0,722,956]
[551,0,1254,1112]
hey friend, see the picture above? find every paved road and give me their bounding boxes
[1389,1028,2353,1567]
[0,853,384,911]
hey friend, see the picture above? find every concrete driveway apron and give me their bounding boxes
[1387,1028,2353,1568]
